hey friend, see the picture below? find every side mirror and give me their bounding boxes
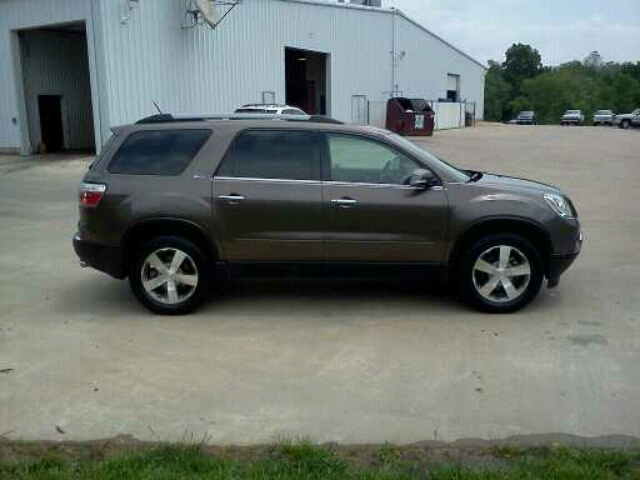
[409,169,437,190]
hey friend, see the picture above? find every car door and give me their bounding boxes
[212,129,324,261]
[321,133,449,263]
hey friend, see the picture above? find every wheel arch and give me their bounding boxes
[449,217,553,278]
[122,219,219,275]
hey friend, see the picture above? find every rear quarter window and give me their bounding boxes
[107,129,211,175]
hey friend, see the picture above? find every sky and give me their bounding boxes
[385,0,640,66]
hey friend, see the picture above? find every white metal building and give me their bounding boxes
[0,0,486,155]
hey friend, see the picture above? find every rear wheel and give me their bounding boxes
[459,234,543,313]
[129,236,211,315]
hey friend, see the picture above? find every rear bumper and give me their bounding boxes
[73,233,126,279]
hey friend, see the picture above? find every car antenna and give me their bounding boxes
[153,101,163,114]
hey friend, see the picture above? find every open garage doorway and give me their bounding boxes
[16,22,95,155]
[285,47,329,116]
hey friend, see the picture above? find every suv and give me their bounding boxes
[74,115,582,315]
[560,110,584,126]
[234,104,307,116]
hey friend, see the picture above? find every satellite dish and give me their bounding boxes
[195,0,219,28]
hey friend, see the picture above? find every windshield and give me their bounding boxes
[519,111,533,117]
[387,132,471,182]
[566,110,580,114]
[596,110,612,115]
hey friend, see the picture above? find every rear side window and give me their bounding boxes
[216,130,321,181]
[108,129,211,175]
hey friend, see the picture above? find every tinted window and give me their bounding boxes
[235,108,269,113]
[283,109,305,115]
[217,130,320,181]
[327,134,418,185]
[108,130,210,175]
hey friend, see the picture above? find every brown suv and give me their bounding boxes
[73,115,582,314]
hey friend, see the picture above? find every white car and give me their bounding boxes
[234,104,307,116]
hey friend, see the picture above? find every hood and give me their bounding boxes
[616,113,633,119]
[473,173,562,195]
[562,113,582,118]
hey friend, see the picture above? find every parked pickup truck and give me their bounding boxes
[560,110,584,126]
[613,108,640,129]
[592,110,615,126]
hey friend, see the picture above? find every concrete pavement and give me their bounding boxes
[0,125,639,444]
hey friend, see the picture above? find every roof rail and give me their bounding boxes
[135,113,344,125]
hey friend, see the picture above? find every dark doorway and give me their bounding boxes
[38,95,63,153]
[17,22,96,155]
[285,48,329,115]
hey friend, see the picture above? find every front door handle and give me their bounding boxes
[218,194,246,204]
[331,198,359,208]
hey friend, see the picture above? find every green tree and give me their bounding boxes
[484,45,640,123]
[484,60,512,121]
[502,43,542,94]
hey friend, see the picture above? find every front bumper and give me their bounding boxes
[547,231,582,287]
[73,233,126,279]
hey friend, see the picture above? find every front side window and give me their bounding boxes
[327,134,419,185]
[108,129,210,175]
[216,130,320,181]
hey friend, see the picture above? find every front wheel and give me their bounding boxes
[129,236,211,315]
[459,234,544,313]
[620,119,631,129]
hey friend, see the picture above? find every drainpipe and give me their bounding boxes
[390,7,396,97]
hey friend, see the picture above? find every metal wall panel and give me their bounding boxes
[394,13,486,119]
[98,0,484,126]
[0,0,486,152]
[97,0,388,124]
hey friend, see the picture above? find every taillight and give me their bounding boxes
[79,182,106,207]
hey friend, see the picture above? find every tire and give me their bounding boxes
[621,119,630,129]
[458,234,544,313]
[129,236,211,315]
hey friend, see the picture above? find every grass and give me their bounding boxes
[1,440,639,479]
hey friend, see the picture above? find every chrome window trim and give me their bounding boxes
[213,176,443,190]
[214,176,322,185]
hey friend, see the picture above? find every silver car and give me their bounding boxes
[593,110,615,126]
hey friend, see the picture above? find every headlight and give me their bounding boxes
[544,193,574,218]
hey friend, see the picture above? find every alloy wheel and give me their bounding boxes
[472,245,531,303]
[140,248,199,305]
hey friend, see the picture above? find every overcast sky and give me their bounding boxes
[385,0,640,66]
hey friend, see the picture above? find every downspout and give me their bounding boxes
[390,7,396,96]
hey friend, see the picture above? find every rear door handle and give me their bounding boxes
[218,194,246,204]
[331,198,359,208]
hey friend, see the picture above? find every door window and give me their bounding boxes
[217,130,320,181]
[327,134,419,185]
